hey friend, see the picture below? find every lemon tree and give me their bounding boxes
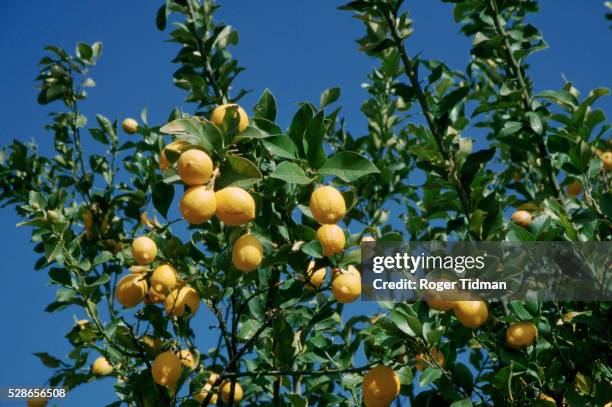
[0,0,611,406]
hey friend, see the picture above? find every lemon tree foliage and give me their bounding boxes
[0,0,611,406]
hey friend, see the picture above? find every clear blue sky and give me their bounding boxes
[0,1,610,406]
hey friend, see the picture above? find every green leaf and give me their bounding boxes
[450,398,473,407]
[288,103,315,158]
[526,112,543,135]
[438,86,469,114]
[217,155,263,188]
[253,89,277,121]
[301,240,323,258]
[152,181,175,218]
[319,152,379,182]
[155,4,167,30]
[390,310,417,337]
[270,162,313,185]
[34,352,63,368]
[87,273,110,288]
[600,192,612,219]
[93,251,114,267]
[262,135,299,159]
[320,87,341,108]
[304,111,327,169]
[507,223,535,241]
[231,126,269,144]
[419,368,442,387]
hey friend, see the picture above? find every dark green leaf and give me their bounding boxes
[318,152,379,182]
[152,181,175,218]
[270,162,313,185]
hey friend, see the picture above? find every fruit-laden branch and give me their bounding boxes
[380,4,474,225]
[487,0,561,198]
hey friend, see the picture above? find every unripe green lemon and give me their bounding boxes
[180,186,217,224]
[232,234,263,272]
[309,186,346,224]
[215,187,256,226]
[177,149,214,186]
[131,236,157,265]
[115,274,148,308]
[211,104,249,132]
[315,224,345,257]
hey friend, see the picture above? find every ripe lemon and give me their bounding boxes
[122,118,138,134]
[425,297,455,311]
[194,383,218,404]
[131,236,157,265]
[362,365,400,407]
[215,187,256,226]
[176,349,197,369]
[160,140,191,172]
[151,264,178,296]
[91,356,113,375]
[415,347,445,371]
[180,185,217,224]
[454,300,488,329]
[115,274,148,308]
[148,287,166,304]
[208,372,220,384]
[177,149,214,186]
[309,186,346,224]
[305,260,326,290]
[424,277,458,311]
[511,210,532,228]
[220,380,244,404]
[566,180,582,197]
[602,151,612,170]
[152,350,182,388]
[315,224,345,257]
[232,234,263,272]
[27,398,48,407]
[211,104,249,132]
[505,321,537,349]
[332,266,361,303]
[165,286,200,317]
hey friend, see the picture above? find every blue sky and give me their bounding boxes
[0,1,610,406]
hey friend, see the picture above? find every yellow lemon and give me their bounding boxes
[315,224,345,257]
[602,151,612,170]
[220,380,244,404]
[194,382,218,404]
[362,366,400,407]
[215,187,256,226]
[176,349,197,369]
[211,104,249,132]
[180,185,217,224]
[151,264,178,297]
[415,347,445,371]
[115,274,148,308]
[506,321,538,349]
[511,210,532,228]
[566,180,582,197]
[424,277,458,311]
[454,300,489,329]
[305,261,326,290]
[122,118,138,134]
[131,236,157,265]
[152,350,182,388]
[160,140,191,172]
[309,186,346,224]
[538,393,556,404]
[165,286,200,317]
[177,149,214,186]
[27,398,49,407]
[332,266,361,303]
[91,356,113,375]
[232,234,263,272]
[147,287,166,304]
